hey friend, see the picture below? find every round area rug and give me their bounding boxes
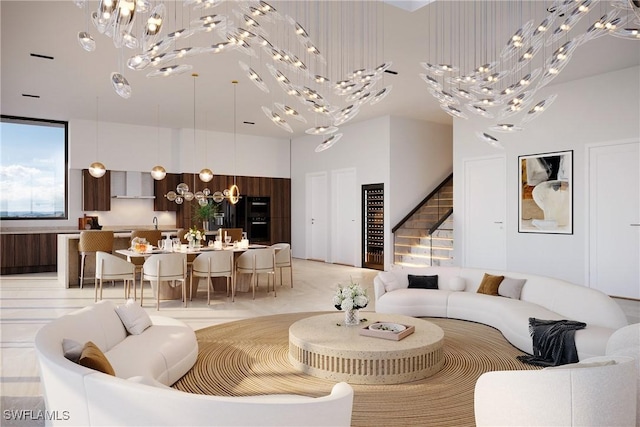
[172,312,540,427]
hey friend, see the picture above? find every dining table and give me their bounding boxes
[115,244,271,298]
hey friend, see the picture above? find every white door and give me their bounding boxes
[332,168,358,266]
[463,156,507,270]
[306,172,328,262]
[588,141,640,299]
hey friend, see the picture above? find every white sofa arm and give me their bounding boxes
[474,356,637,426]
[84,375,354,426]
[373,275,386,300]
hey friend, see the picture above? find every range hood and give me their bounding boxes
[111,171,155,199]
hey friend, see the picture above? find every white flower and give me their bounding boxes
[333,279,368,311]
[185,227,203,243]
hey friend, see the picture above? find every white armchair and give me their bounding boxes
[474,355,637,426]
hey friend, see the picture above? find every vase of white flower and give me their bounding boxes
[333,278,368,326]
[185,227,203,249]
[344,308,360,326]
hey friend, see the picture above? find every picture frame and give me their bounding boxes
[518,150,573,234]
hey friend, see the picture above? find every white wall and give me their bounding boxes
[291,115,453,270]
[453,66,640,285]
[3,120,290,231]
[389,116,453,227]
[291,116,390,265]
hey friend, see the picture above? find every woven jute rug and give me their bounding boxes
[172,312,540,427]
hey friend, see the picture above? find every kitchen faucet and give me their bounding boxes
[153,216,158,230]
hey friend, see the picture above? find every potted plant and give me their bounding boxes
[193,202,213,231]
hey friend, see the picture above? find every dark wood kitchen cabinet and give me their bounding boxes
[1,233,57,274]
[82,169,111,211]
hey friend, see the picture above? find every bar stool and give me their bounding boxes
[78,230,114,288]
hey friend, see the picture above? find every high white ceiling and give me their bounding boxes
[1,0,639,139]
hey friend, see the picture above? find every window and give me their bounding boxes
[0,115,68,219]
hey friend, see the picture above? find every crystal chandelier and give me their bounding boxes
[418,0,640,147]
[74,0,394,152]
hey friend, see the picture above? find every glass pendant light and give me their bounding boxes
[476,131,503,149]
[151,165,166,180]
[89,96,106,178]
[89,162,107,178]
[78,31,96,51]
[489,123,523,133]
[239,60,269,92]
[315,133,343,152]
[110,72,132,98]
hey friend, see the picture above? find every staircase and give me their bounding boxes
[393,174,454,267]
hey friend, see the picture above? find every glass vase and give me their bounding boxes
[344,309,360,326]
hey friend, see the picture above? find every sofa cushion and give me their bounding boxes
[408,274,438,289]
[498,277,526,300]
[106,319,197,385]
[376,288,450,317]
[62,338,83,363]
[476,273,504,296]
[115,299,152,335]
[78,341,115,376]
[378,271,404,292]
[449,276,466,291]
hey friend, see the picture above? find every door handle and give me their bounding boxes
[494,221,503,224]
[631,224,640,227]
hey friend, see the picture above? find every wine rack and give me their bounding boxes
[362,183,384,270]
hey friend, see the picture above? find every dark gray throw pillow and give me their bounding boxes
[407,274,438,289]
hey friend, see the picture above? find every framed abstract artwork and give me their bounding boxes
[518,150,573,234]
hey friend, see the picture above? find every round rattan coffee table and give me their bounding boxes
[288,312,444,384]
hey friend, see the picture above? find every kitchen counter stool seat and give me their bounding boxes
[78,230,114,288]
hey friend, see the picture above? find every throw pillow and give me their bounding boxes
[408,274,438,289]
[498,277,527,299]
[62,338,83,363]
[449,276,466,292]
[115,299,152,335]
[476,273,504,296]
[78,341,115,376]
[378,271,403,292]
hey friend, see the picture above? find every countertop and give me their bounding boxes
[0,226,181,235]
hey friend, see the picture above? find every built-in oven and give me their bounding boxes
[248,216,270,242]
[238,196,271,242]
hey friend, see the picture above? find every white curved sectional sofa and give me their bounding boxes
[35,301,354,426]
[373,266,629,359]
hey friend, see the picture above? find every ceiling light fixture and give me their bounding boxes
[418,0,640,143]
[75,1,393,140]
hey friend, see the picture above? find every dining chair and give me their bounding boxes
[190,251,234,304]
[271,243,293,287]
[78,230,114,288]
[219,228,243,244]
[95,251,136,302]
[130,229,163,286]
[235,248,276,300]
[142,253,187,310]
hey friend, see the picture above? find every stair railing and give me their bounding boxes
[392,172,453,233]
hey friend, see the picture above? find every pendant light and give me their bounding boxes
[194,73,213,183]
[151,104,167,180]
[227,80,240,205]
[89,96,107,178]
